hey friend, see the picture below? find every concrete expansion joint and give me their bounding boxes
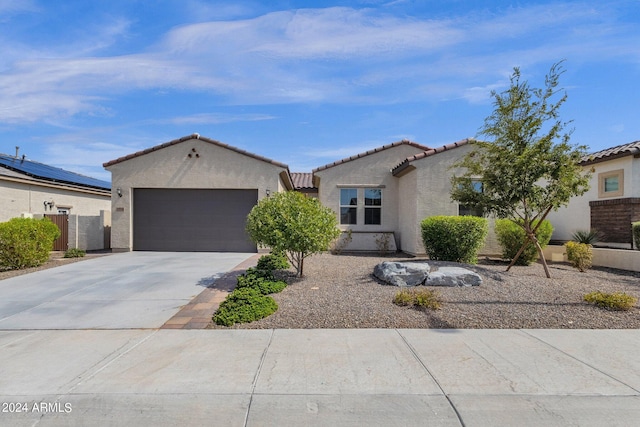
[65,330,159,394]
[395,329,467,427]
[522,330,640,395]
[243,329,275,427]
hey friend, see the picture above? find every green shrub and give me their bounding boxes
[633,222,640,250]
[0,217,60,270]
[420,216,488,264]
[256,252,290,271]
[236,273,287,295]
[495,219,553,266]
[571,229,603,245]
[583,291,637,311]
[393,288,442,310]
[244,267,275,281]
[64,248,86,258]
[564,241,592,272]
[213,287,278,326]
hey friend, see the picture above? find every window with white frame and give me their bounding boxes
[340,188,357,225]
[364,188,382,225]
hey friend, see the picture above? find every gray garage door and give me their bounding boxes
[133,189,258,252]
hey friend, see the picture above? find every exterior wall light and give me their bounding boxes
[266,189,271,197]
[116,188,123,197]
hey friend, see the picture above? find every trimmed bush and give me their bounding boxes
[256,252,289,271]
[420,216,488,264]
[236,273,287,295]
[64,248,86,258]
[393,289,442,310]
[564,241,592,272]
[495,219,553,266]
[584,291,637,311]
[633,222,640,250]
[0,217,60,270]
[213,287,278,326]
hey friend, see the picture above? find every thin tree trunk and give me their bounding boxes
[506,206,554,277]
[506,236,531,271]
[534,238,551,278]
[299,256,304,277]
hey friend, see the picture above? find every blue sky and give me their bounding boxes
[1,0,639,181]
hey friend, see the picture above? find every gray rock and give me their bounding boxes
[425,267,482,287]
[373,261,430,287]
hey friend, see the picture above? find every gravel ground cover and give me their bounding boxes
[212,252,640,329]
[0,251,110,280]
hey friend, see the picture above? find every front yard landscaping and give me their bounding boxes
[210,252,640,329]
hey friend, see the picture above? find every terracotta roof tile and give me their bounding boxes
[290,172,316,190]
[312,140,431,173]
[581,140,640,165]
[391,138,474,176]
[103,134,289,169]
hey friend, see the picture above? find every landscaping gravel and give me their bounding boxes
[0,251,110,280]
[214,252,640,329]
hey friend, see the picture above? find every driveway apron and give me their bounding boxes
[0,252,254,329]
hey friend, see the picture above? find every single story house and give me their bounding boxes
[103,134,501,255]
[0,152,112,251]
[547,140,640,248]
[103,134,292,252]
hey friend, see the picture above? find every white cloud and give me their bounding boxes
[0,2,639,124]
[0,0,39,15]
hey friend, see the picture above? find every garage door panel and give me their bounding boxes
[133,189,257,252]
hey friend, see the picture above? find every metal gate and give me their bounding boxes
[45,214,69,251]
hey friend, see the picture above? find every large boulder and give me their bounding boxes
[373,261,430,287]
[425,267,482,287]
[373,262,482,287]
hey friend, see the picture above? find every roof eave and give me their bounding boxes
[103,134,289,170]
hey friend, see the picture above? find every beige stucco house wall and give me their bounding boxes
[392,140,500,256]
[0,165,111,251]
[0,170,110,221]
[547,141,640,247]
[312,141,429,252]
[103,134,292,251]
[547,156,632,241]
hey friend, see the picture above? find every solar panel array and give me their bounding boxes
[0,154,111,190]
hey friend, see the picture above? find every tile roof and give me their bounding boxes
[103,134,290,169]
[0,153,111,190]
[312,140,431,173]
[581,140,640,165]
[290,172,316,190]
[391,138,474,176]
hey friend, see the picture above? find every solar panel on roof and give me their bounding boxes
[0,154,110,190]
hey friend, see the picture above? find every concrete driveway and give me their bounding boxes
[0,251,254,329]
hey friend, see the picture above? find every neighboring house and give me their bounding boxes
[0,153,112,251]
[103,135,505,255]
[103,134,293,252]
[547,140,640,248]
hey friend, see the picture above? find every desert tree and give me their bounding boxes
[450,62,591,278]
[246,191,341,277]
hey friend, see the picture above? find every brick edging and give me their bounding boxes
[161,254,261,329]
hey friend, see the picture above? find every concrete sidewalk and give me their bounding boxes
[1,329,638,426]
